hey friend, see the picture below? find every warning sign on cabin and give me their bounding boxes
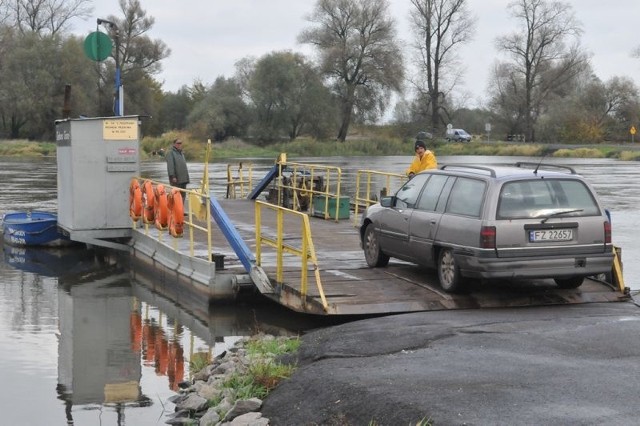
[103,119,138,140]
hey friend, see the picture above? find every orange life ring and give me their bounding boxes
[154,184,169,230]
[129,178,143,221]
[168,189,184,238]
[142,180,155,223]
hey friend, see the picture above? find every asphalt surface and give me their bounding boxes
[261,299,640,425]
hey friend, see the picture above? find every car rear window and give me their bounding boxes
[497,179,601,219]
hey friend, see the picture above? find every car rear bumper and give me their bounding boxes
[458,252,614,280]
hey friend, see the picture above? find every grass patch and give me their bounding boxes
[617,150,640,161]
[553,147,604,158]
[0,140,56,157]
[228,336,301,396]
[246,335,301,356]
[436,141,545,157]
[223,361,297,400]
[269,136,409,157]
[207,336,301,410]
[189,351,212,374]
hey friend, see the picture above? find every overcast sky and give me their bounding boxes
[75,0,640,109]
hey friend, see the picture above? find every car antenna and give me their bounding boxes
[533,153,547,175]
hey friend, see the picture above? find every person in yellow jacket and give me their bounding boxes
[406,138,437,178]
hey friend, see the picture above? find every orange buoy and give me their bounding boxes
[154,184,169,230]
[129,178,143,221]
[142,180,155,223]
[168,189,184,238]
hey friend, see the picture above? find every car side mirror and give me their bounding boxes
[381,196,395,207]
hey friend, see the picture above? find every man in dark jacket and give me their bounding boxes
[166,138,190,201]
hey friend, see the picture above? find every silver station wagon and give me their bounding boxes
[360,163,614,292]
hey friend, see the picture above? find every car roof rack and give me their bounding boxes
[514,162,576,174]
[440,164,496,177]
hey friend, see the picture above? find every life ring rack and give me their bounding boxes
[129,179,188,238]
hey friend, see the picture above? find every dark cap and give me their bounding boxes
[415,140,426,150]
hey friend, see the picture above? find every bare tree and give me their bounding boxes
[105,0,169,77]
[299,0,403,142]
[409,0,475,134]
[495,0,587,142]
[6,0,92,36]
[0,1,9,25]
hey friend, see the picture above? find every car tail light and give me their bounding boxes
[604,221,611,244]
[481,226,496,249]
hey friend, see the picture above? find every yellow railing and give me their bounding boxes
[226,162,253,199]
[254,200,328,311]
[275,155,344,222]
[612,246,625,293]
[353,169,407,225]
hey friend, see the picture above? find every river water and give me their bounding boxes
[0,155,638,425]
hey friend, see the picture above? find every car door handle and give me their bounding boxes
[430,220,436,224]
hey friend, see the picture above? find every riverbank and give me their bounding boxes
[168,334,300,425]
[2,137,640,162]
[173,300,640,425]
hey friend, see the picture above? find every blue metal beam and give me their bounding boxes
[209,196,254,271]
[208,196,274,294]
[248,164,280,200]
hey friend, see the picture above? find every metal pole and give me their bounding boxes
[97,18,123,116]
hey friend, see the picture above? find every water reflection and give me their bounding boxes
[4,245,101,277]
[0,239,322,425]
[56,261,145,424]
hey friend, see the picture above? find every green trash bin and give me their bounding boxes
[312,195,350,220]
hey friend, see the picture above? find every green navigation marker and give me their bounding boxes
[83,31,113,62]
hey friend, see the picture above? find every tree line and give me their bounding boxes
[1,0,639,144]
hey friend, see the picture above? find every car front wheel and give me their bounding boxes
[363,224,389,267]
[438,249,462,292]
[554,276,584,289]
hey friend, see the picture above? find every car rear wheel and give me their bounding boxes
[438,249,462,292]
[363,224,389,267]
[554,277,584,289]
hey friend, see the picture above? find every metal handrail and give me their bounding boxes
[275,158,343,221]
[226,162,254,199]
[353,169,406,225]
[254,200,328,311]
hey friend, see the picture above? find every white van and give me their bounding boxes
[445,128,471,142]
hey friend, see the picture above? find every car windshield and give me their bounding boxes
[497,179,601,220]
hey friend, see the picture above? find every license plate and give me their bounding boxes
[529,229,573,242]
